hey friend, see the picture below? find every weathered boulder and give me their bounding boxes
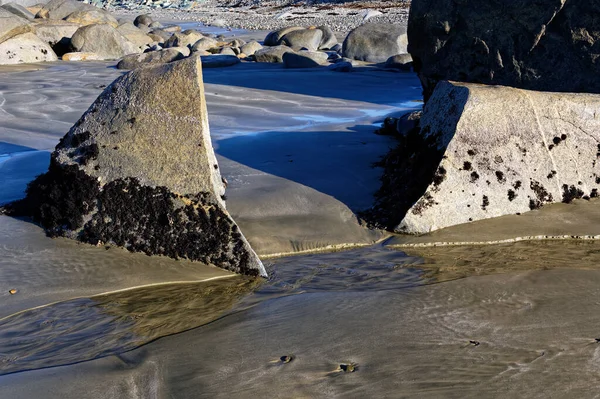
[378,81,600,234]
[70,24,139,60]
[342,23,407,63]
[32,20,79,56]
[254,45,294,63]
[4,55,266,277]
[281,28,323,51]
[116,22,153,48]
[408,0,600,101]
[164,29,204,49]
[64,9,118,28]
[282,50,327,68]
[36,0,97,20]
[1,2,34,20]
[191,36,217,52]
[240,40,261,56]
[0,7,31,43]
[116,47,185,69]
[200,54,240,68]
[0,31,57,63]
[264,26,303,46]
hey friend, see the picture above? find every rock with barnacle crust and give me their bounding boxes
[4,54,266,277]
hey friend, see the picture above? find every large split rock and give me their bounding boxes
[5,55,266,277]
[342,23,408,63]
[408,0,600,101]
[388,81,600,234]
[70,24,139,60]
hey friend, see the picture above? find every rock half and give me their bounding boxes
[380,81,600,234]
[6,55,266,277]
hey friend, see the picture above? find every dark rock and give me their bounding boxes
[408,0,600,101]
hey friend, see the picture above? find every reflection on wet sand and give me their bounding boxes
[0,276,260,375]
[405,239,600,283]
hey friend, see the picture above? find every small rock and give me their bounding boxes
[385,53,413,71]
[254,45,294,63]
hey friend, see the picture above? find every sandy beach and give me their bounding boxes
[3,8,600,399]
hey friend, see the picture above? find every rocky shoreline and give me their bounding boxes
[110,1,410,33]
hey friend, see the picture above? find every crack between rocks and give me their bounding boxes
[524,91,561,193]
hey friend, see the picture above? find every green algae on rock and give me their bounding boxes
[4,55,266,277]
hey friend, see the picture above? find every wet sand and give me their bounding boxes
[3,32,600,398]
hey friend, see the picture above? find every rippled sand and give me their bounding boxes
[3,243,600,398]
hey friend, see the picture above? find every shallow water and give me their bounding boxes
[4,240,600,398]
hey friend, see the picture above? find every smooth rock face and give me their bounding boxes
[6,55,266,277]
[116,22,153,48]
[240,40,261,56]
[70,23,139,60]
[0,31,57,63]
[191,37,217,52]
[342,23,408,63]
[397,81,600,234]
[64,9,118,28]
[0,7,31,43]
[408,0,600,101]
[116,47,185,69]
